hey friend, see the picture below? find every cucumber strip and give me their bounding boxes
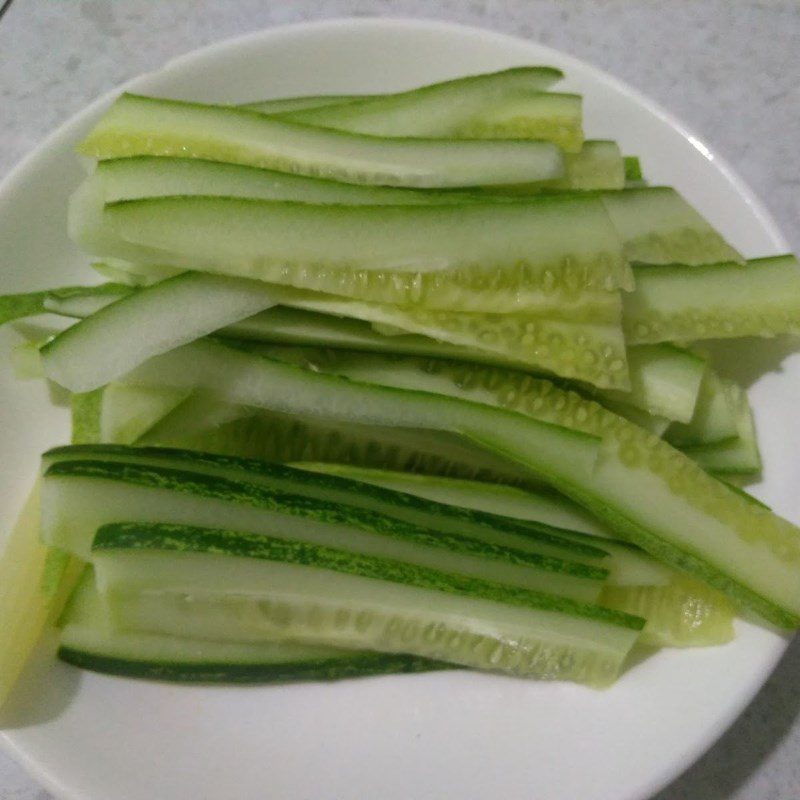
[585,398,670,437]
[78,94,565,188]
[41,272,278,393]
[239,290,628,390]
[242,94,365,114]
[665,367,738,447]
[43,444,610,565]
[242,67,563,115]
[682,381,761,474]
[42,283,133,318]
[623,156,644,184]
[625,256,800,344]
[43,459,609,604]
[275,69,577,147]
[292,462,673,588]
[95,195,627,295]
[601,187,742,266]
[91,522,643,686]
[60,569,442,682]
[151,406,542,490]
[0,283,131,326]
[100,383,191,445]
[556,141,624,190]
[599,576,735,648]
[71,388,105,446]
[117,339,800,626]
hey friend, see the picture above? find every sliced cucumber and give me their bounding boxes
[42,459,609,602]
[556,141,624,191]
[112,338,800,625]
[277,69,578,149]
[623,156,644,184]
[666,366,738,447]
[625,256,800,344]
[41,272,277,392]
[92,521,643,686]
[43,444,610,565]
[60,570,442,683]
[0,283,131,326]
[683,381,761,475]
[601,187,742,266]
[100,383,190,445]
[78,94,565,188]
[243,67,562,116]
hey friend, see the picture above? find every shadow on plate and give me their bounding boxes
[651,634,800,800]
[0,628,81,729]
[701,335,800,389]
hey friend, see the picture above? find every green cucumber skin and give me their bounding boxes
[92,522,640,631]
[57,645,444,683]
[44,459,608,584]
[42,444,611,562]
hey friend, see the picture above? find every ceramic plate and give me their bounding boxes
[0,17,795,800]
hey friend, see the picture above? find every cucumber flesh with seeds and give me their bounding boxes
[666,366,738,447]
[114,338,800,626]
[624,256,800,344]
[78,94,565,189]
[42,460,609,602]
[60,570,442,683]
[600,187,742,266]
[682,381,761,474]
[41,272,278,393]
[91,521,642,686]
[43,444,610,566]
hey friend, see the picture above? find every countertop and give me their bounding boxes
[0,1,798,799]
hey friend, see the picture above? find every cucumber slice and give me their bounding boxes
[42,460,609,602]
[601,187,742,266]
[41,272,278,393]
[114,339,800,626]
[91,522,642,686]
[100,383,190,445]
[60,570,442,682]
[0,283,131,326]
[623,156,644,184]
[625,256,800,344]
[683,381,761,474]
[242,67,563,116]
[71,389,105,446]
[666,366,738,447]
[556,141,624,190]
[599,576,735,648]
[78,94,565,188]
[277,68,577,147]
[43,444,610,565]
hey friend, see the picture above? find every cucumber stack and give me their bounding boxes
[1,66,798,703]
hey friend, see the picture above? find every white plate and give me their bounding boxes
[0,17,796,800]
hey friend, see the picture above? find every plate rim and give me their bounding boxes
[0,16,792,800]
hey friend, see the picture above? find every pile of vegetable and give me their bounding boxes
[2,66,799,703]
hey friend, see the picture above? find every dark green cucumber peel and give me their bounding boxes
[44,459,609,582]
[91,521,641,632]
[42,444,611,562]
[57,645,444,684]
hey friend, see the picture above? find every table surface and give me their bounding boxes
[0,1,798,799]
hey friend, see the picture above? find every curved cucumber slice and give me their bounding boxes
[115,339,800,626]
[43,444,610,565]
[60,570,442,683]
[92,522,642,686]
[42,460,608,602]
[275,68,575,145]
[41,272,277,393]
[625,256,800,343]
[78,94,565,189]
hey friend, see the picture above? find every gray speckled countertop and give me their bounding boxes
[0,2,798,799]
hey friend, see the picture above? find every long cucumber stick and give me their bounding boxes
[59,569,444,683]
[42,459,609,603]
[241,67,563,113]
[91,522,643,686]
[77,94,565,189]
[100,384,191,445]
[43,443,611,565]
[293,462,736,647]
[624,256,800,344]
[116,338,800,626]
[41,272,278,393]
